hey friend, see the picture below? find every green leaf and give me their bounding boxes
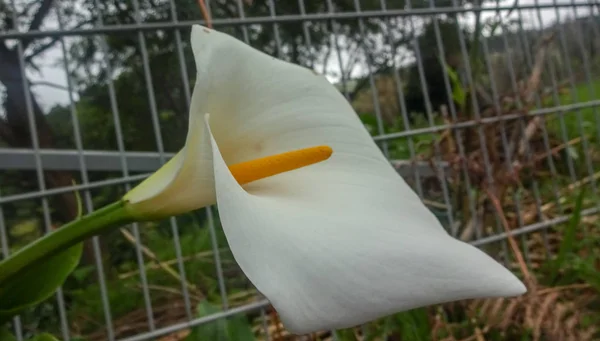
[572,258,600,291]
[185,301,256,341]
[0,199,134,324]
[333,329,358,341]
[443,62,466,108]
[549,188,586,283]
[0,242,83,325]
[0,187,86,324]
[393,308,431,341]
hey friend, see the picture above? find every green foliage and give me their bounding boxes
[535,188,600,296]
[546,76,600,144]
[185,301,256,341]
[333,308,432,341]
[444,62,466,109]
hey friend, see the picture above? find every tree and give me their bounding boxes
[403,17,470,118]
[0,0,98,263]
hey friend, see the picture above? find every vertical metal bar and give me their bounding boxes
[167,0,194,321]
[191,0,230,313]
[511,5,541,263]
[350,0,389,157]
[318,3,362,337]
[443,0,500,242]
[530,0,578,184]
[487,3,532,265]
[426,0,478,238]
[267,0,284,59]
[235,0,250,43]
[297,0,315,69]
[7,0,68,337]
[448,0,495,192]
[502,3,555,259]
[566,0,600,218]
[128,0,183,329]
[325,0,350,99]
[0,191,24,341]
[234,1,269,335]
[583,0,600,47]
[207,206,229,310]
[529,1,570,216]
[192,2,231,314]
[587,0,600,40]
[477,31,528,259]
[377,0,424,199]
[521,0,578,257]
[403,0,454,232]
[493,28,535,258]
[52,6,95,340]
[87,1,128,338]
[445,0,518,261]
[502,13,549,264]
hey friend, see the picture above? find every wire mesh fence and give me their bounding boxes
[0,0,599,340]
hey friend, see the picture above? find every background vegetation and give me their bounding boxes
[0,0,599,340]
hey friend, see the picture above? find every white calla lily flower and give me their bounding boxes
[124,25,526,334]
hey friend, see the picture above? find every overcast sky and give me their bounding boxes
[20,0,598,112]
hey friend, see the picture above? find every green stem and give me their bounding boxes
[0,201,135,284]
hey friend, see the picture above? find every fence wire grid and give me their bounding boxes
[0,0,599,340]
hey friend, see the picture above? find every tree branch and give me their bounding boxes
[24,19,93,63]
[24,37,61,62]
[21,0,54,49]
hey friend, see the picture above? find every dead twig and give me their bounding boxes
[119,229,203,298]
[197,0,212,28]
[484,188,535,289]
[118,248,229,280]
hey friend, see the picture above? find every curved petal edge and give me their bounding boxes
[203,113,526,335]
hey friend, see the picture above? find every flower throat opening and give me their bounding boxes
[229,145,333,185]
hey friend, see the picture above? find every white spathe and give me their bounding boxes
[125,25,527,334]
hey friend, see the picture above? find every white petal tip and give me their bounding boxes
[486,275,527,299]
[499,275,528,296]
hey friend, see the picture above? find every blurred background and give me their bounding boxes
[0,0,599,340]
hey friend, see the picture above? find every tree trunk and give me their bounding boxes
[0,46,100,267]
